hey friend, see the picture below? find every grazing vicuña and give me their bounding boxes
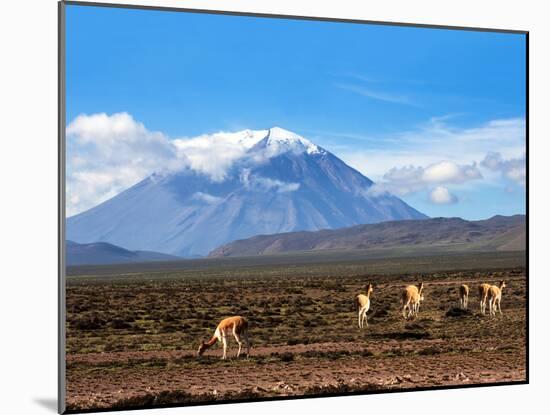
[197,316,250,360]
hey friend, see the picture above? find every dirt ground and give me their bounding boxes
[65,265,526,411]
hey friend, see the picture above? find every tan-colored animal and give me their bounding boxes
[356,283,374,329]
[488,280,507,316]
[478,283,491,315]
[459,284,470,309]
[197,316,250,359]
[401,282,424,319]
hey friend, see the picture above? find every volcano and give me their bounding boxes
[67,127,427,257]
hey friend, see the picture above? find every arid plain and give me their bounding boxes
[65,251,526,411]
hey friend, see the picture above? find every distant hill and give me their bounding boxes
[66,240,181,266]
[208,215,526,258]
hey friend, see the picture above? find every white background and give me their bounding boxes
[0,0,546,414]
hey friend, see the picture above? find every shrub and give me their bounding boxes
[280,352,295,362]
[110,318,132,329]
[73,315,106,330]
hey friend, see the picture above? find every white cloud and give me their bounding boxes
[67,114,300,216]
[370,160,482,197]
[170,128,316,182]
[191,192,224,204]
[172,133,250,182]
[429,186,458,205]
[258,177,300,193]
[239,169,300,193]
[422,161,482,183]
[481,152,526,186]
[66,112,182,216]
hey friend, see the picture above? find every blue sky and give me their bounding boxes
[66,4,526,219]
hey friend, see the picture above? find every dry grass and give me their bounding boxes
[65,258,526,411]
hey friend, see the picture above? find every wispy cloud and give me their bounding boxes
[239,169,300,193]
[191,192,224,205]
[332,71,429,107]
[335,83,418,107]
[336,116,525,205]
[345,73,431,87]
[339,116,526,180]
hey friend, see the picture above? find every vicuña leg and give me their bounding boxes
[403,303,411,319]
[221,334,228,359]
[359,308,368,328]
[407,304,414,319]
[233,328,242,358]
[243,332,250,357]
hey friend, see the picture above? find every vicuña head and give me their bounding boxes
[197,316,250,360]
[418,282,425,301]
[197,340,211,357]
[366,283,374,297]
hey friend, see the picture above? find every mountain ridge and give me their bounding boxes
[66,240,181,266]
[208,214,526,257]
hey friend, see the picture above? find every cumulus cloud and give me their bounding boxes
[370,160,482,197]
[66,112,183,216]
[422,161,482,183]
[66,113,300,216]
[481,152,526,186]
[429,186,458,204]
[172,133,252,182]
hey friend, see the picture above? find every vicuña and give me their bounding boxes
[197,316,250,359]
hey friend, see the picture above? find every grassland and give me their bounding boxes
[65,251,527,411]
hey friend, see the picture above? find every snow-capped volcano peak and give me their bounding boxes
[267,126,303,140]
[190,127,324,156]
[209,128,269,149]
[261,126,323,155]
[199,127,322,155]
